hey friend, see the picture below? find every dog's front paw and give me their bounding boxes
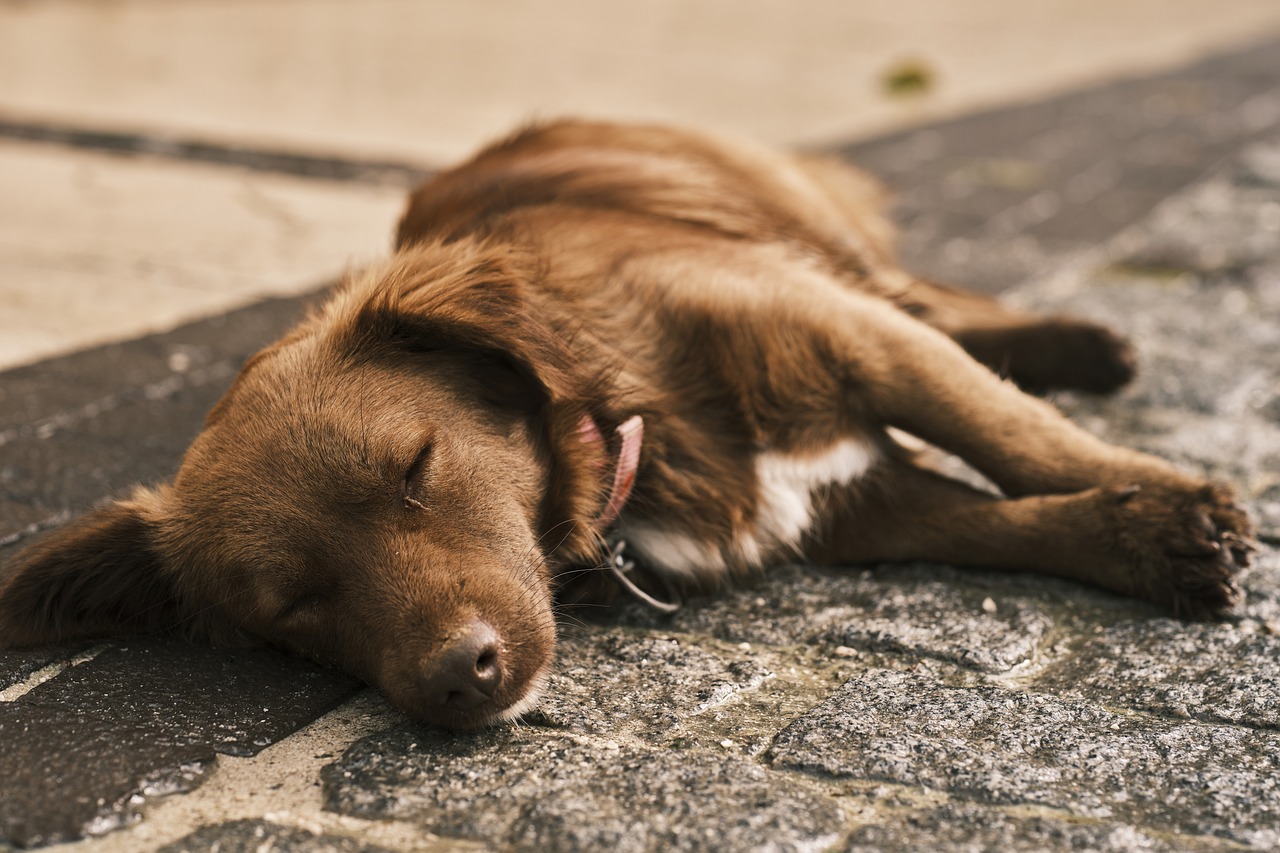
[1113,482,1255,617]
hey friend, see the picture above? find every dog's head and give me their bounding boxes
[0,240,610,729]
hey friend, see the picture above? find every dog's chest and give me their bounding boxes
[618,437,878,580]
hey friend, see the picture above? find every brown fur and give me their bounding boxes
[0,120,1255,729]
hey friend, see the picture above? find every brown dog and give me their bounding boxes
[0,120,1256,729]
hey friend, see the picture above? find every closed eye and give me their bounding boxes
[404,442,433,510]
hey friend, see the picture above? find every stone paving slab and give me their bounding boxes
[0,641,359,848]
[845,36,1280,293]
[770,669,1280,848]
[0,705,212,849]
[0,642,87,693]
[17,642,359,757]
[615,562,1070,674]
[840,800,1198,853]
[1032,619,1280,730]
[532,627,775,741]
[155,820,400,853]
[0,141,402,370]
[324,725,846,853]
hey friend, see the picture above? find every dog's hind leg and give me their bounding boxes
[898,278,1136,394]
[804,452,1243,616]
[833,291,1172,496]
[816,290,1253,594]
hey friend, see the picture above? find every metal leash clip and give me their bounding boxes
[606,539,682,614]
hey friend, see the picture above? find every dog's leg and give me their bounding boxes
[806,453,1244,615]
[835,292,1171,494]
[820,291,1252,583]
[899,278,1136,394]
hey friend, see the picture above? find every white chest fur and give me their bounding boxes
[619,436,878,580]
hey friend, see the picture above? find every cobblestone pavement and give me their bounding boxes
[4,38,1280,853]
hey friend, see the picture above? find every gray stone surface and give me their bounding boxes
[616,563,1068,673]
[841,800,1193,853]
[0,640,359,848]
[771,669,1280,847]
[846,38,1280,293]
[324,724,845,853]
[1033,615,1280,730]
[0,705,211,849]
[17,641,360,757]
[156,820,399,853]
[533,627,775,740]
[0,642,86,691]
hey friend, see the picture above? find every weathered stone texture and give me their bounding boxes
[1033,616,1280,729]
[156,820,400,853]
[771,669,1280,847]
[0,640,358,848]
[533,627,774,740]
[616,563,1065,673]
[842,801,1194,853]
[0,642,87,691]
[324,725,845,853]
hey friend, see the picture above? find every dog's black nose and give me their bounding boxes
[419,619,504,710]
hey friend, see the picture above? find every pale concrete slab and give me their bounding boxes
[1,0,1280,164]
[4,0,1280,372]
[0,141,404,370]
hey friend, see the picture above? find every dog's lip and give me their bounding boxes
[496,672,548,722]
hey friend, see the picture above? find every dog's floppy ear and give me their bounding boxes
[349,240,582,409]
[0,493,189,647]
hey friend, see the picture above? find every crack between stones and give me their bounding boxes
[0,113,435,189]
[0,644,108,702]
[81,692,438,853]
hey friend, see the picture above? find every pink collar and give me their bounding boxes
[576,413,680,613]
[578,414,644,531]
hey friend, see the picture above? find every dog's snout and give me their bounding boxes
[419,619,505,710]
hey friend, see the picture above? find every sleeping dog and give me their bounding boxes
[0,120,1255,729]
